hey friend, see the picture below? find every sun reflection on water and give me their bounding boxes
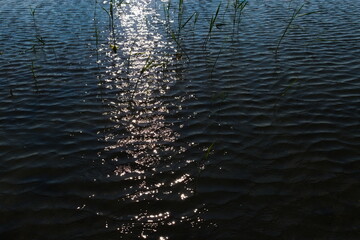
[96,0,209,238]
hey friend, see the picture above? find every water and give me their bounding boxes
[1,0,360,239]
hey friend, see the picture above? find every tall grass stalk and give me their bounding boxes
[210,48,223,80]
[163,0,171,24]
[209,3,221,36]
[204,142,215,160]
[131,53,163,98]
[176,0,195,33]
[275,4,318,54]
[94,5,100,62]
[193,12,199,28]
[178,0,184,32]
[110,0,115,31]
[31,61,37,80]
[116,0,125,8]
[204,3,221,47]
[29,6,36,17]
[180,12,196,31]
[170,30,189,59]
[233,0,248,27]
[102,0,118,52]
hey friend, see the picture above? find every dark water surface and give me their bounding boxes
[1,0,360,239]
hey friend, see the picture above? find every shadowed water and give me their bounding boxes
[1,0,360,239]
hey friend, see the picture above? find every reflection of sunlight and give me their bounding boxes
[103,0,179,167]
[97,0,208,238]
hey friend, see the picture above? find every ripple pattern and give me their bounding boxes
[1,0,360,239]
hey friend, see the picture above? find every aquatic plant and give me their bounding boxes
[210,48,223,79]
[29,6,36,17]
[29,6,38,29]
[275,3,318,54]
[162,0,200,60]
[170,30,189,59]
[130,53,164,99]
[109,0,115,30]
[94,22,99,48]
[232,0,248,26]
[204,2,221,47]
[170,30,182,48]
[163,0,171,24]
[36,36,45,46]
[192,141,216,195]
[209,3,221,36]
[176,0,196,32]
[140,55,157,75]
[26,34,46,53]
[182,12,196,31]
[178,0,184,32]
[282,77,299,96]
[203,142,215,160]
[93,0,101,63]
[30,61,37,80]
[102,0,118,52]
[116,0,126,8]
[193,12,199,28]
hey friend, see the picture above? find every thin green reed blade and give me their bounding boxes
[275,3,319,55]
[209,3,221,34]
[194,12,199,25]
[29,7,36,17]
[117,0,125,7]
[181,12,196,29]
[179,0,183,9]
[204,142,215,160]
[275,4,304,54]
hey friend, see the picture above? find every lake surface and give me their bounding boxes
[1,0,360,239]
